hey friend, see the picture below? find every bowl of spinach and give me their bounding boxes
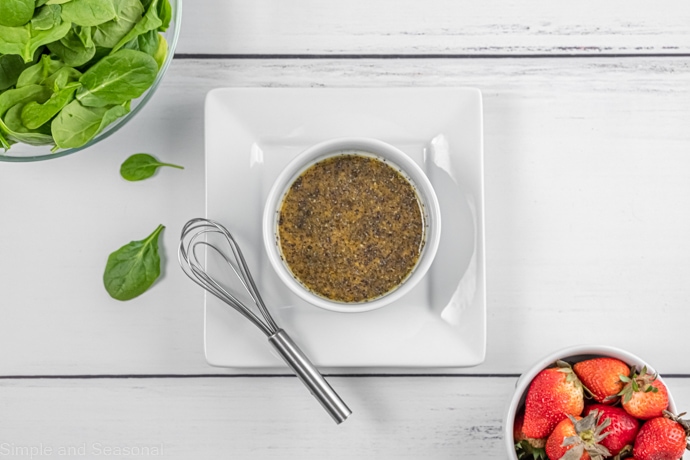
[0,0,181,162]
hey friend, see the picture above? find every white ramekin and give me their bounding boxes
[262,137,441,313]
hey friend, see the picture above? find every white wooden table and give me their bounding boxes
[2,1,690,458]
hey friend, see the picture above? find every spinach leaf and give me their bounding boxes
[4,102,28,131]
[0,46,43,89]
[0,0,170,153]
[152,34,167,69]
[120,153,183,181]
[0,20,71,62]
[21,81,80,129]
[47,24,96,67]
[43,65,82,89]
[60,0,117,27]
[0,26,28,57]
[0,0,35,28]
[27,21,72,59]
[0,84,52,116]
[0,113,54,145]
[51,99,129,148]
[92,0,143,49]
[4,102,48,133]
[139,30,160,56]
[123,28,159,56]
[76,49,157,107]
[0,53,27,90]
[16,54,62,87]
[110,0,162,54]
[103,224,164,301]
[0,92,55,145]
[0,129,12,150]
[78,45,109,69]
[157,0,172,32]
[31,5,62,31]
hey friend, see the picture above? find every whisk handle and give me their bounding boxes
[268,329,352,424]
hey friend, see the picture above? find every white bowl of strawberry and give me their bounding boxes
[505,345,689,460]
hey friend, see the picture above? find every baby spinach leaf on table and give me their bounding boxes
[110,0,162,54]
[0,84,52,116]
[60,0,117,27]
[0,0,35,28]
[51,99,129,149]
[31,5,63,31]
[0,20,71,62]
[0,53,27,90]
[21,81,80,129]
[92,0,144,49]
[120,153,183,181]
[76,49,157,107]
[103,224,165,301]
[47,25,96,67]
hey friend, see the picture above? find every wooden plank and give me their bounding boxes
[1,57,689,375]
[0,376,688,459]
[0,376,546,459]
[175,0,690,55]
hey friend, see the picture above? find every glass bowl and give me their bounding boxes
[0,0,182,163]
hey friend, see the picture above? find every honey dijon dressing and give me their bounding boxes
[277,154,425,303]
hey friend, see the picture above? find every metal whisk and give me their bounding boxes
[178,218,351,424]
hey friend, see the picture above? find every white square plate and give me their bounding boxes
[204,87,485,371]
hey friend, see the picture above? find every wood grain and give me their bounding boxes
[1,57,689,375]
[0,376,688,459]
[175,0,690,55]
[2,3,689,457]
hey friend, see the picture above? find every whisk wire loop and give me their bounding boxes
[178,218,351,424]
[178,218,279,336]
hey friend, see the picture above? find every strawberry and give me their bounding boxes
[514,409,547,459]
[523,361,585,439]
[583,404,639,456]
[633,411,690,460]
[546,415,585,460]
[573,357,630,404]
[545,412,611,460]
[619,366,669,420]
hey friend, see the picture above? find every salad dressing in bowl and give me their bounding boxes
[277,153,426,303]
